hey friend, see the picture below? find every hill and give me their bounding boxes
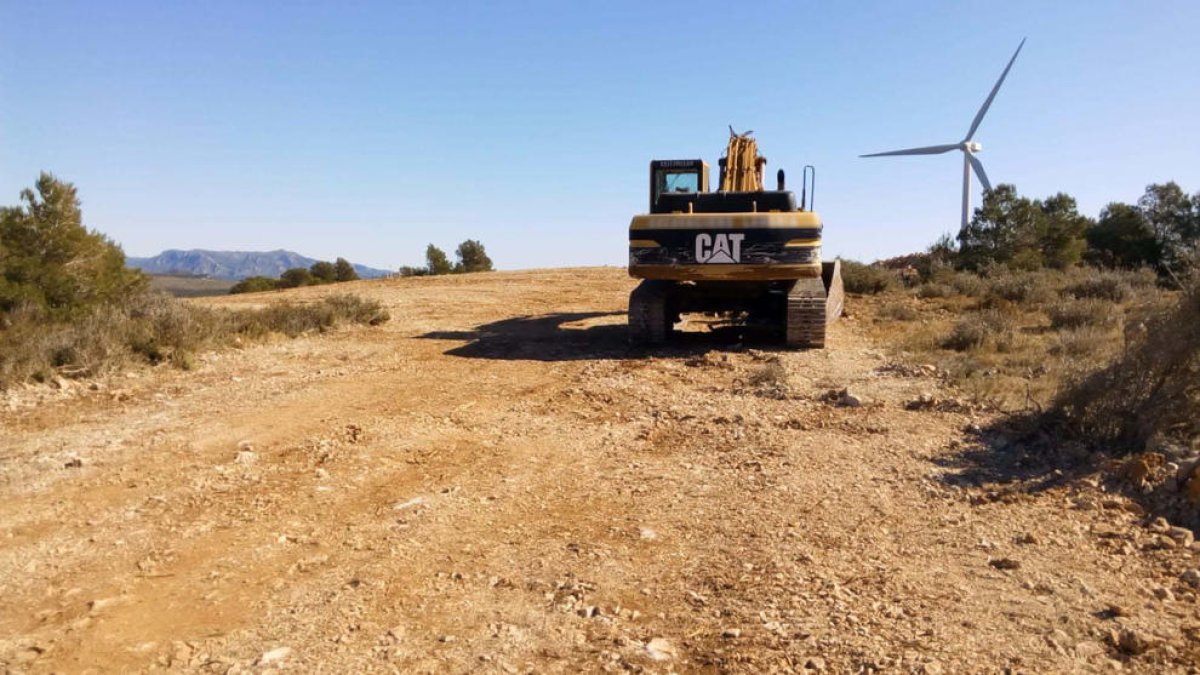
[127,249,391,280]
[3,268,1197,672]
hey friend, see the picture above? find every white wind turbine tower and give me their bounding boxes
[862,38,1026,229]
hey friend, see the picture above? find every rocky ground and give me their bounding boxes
[1,268,1198,673]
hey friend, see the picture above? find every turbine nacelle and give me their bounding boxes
[963,141,982,153]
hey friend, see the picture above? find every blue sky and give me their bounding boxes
[2,1,1198,270]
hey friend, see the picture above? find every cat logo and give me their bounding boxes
[695,233,745,264]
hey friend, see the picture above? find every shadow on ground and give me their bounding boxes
[418,311,791,362]
[933,418,1098,494]
[933,415,1198,530]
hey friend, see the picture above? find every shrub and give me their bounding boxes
[230,276,280,294]
[279,267,315,288]
[841,259,895,294]
[916,283,954,299]
[1049,326,1110,358]
[0,292,390,389]
[0,173,145,320]
[1052,267,1199,449]
[878,303,919,321]
[1047,299,1120,330]
[747,361,789,398]
[1063,273,1131,302]
[334,258,359,282]
[310,261,337,283]
[941,309,1013,352]
[985,272,1055,306]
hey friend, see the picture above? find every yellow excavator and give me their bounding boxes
[628,128,844,347]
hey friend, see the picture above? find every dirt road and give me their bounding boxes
[2,268,1197,673]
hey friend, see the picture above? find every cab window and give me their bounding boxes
[657,170,699,195]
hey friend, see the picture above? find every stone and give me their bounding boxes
[1180,569,1200,588]
[645,637,677,661]
[1148,516,1171,533]
[258,647,291,665]
[837,389,862,408]
[1112,628,1151,655]
[64,457,83,469]
[988,557,1021,571]
[1167,526,1194,547]
[803,656,826,671]
[1152,585,1174,601]
[235,450,257,464]
[721,628,741,639]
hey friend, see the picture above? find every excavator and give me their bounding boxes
[628,128,844,347]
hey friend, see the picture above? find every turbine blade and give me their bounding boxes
[964,38,1026,141]
[860,143,960,158]
[968,154,992,192]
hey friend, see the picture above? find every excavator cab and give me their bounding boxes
[649,159,709,213]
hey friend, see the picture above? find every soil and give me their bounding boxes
[2,268,1198,673]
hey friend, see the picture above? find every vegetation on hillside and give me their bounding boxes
[852,179,1198,457]
[229,256,361,294]
[0,174,389,389]
[399,240,495,277]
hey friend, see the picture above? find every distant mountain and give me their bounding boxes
[127,249,392,281]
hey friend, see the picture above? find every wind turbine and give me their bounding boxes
[862,38,1026,229]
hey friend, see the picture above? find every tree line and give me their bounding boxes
[398,240,494,277]
[933,181,1199,279]
[230,258,360,294]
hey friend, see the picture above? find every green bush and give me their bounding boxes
[230,276,280,294]
[0,173,145,320]
[840,259,895,294]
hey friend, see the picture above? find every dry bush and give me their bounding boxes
[747,361,790,399]
[916,283,954,299]
[1053,273,1199,449]
[1063,272,1132,302]
[878,303,920,321]
[941,309,1014,352]
[926,267,987,297]
[1047,299,1120,330]
[840,260,895,295]
[985,272,1055,306]
[1049,326,1111,358]
[0,292,390,389]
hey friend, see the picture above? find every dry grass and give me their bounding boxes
[1052,274,1199,449]
[856,265,1174,412]
[0,292,389,388]
[1047,299,1121,330]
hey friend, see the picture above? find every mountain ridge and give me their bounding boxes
[127,249,392,281]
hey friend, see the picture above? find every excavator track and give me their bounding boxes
[785,260,844,349]
[628,280,673,345]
